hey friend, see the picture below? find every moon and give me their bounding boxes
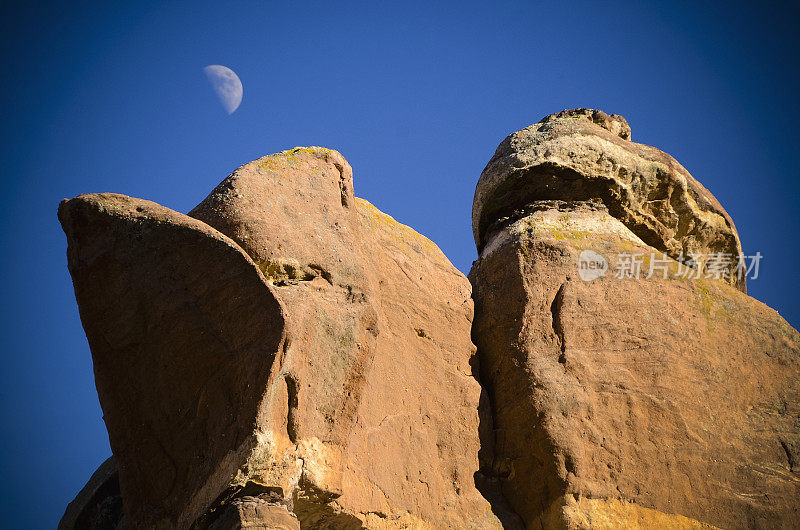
[203,65,242,114]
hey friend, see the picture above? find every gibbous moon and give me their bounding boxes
[203,65,242,114]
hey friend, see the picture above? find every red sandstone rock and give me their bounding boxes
[470,110,800,529]
[59,115,800,529]
[60,148,500,528]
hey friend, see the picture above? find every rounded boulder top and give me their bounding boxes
[472,108,745,291]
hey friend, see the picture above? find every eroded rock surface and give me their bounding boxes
[59,194,287,528]
[473,108,745,291]
[470,110,800,528]
[60,148,499,529]
[60,114,800,529]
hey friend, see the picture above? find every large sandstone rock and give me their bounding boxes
[189,147,498,528]
[473,108,745,291]
[60,115,800,530]
[59,193,287,528]
[470,110,800,528]
[60,148,500,528]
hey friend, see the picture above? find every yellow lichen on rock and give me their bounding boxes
[356,197,450,265]
[553,496,719,529]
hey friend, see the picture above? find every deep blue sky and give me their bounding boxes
[2,1,799,527]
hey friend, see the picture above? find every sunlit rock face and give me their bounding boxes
[59,114,800,530]
[59,148,500,529]
[473,108,745,291]
[470,110,800,529]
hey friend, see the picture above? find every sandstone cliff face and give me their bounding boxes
[470,111,800,528]
[59,148,499,529]
[60,112,800,529]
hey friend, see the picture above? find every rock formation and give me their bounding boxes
[59,112,799,529]
[470,110,799,528]
[473,108,744,291]
[59,148,499,529]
